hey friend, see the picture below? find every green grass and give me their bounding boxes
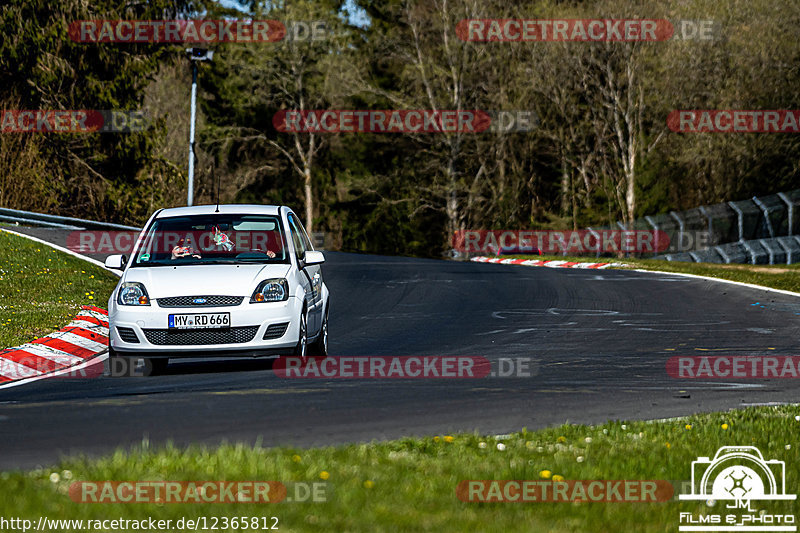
[503,254,800,293]
[0,230,119,348]
[1,406,798,531]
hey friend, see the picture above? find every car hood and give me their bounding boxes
[121,263,292,297]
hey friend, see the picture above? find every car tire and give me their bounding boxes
[293,310,308,360]
[309,304,329,357]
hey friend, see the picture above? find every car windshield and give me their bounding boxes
[131,214,288,267]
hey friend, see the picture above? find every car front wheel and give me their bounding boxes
[309,305,328,357]
[293,311,307,360]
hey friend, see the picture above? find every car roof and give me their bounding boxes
[154,204,284,218]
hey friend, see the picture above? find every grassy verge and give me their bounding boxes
[1,406,798,531]
[501,254,800,293]
[0,230,119,348]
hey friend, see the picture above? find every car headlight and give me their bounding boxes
[118,282,150,306]
[251,278,289,303]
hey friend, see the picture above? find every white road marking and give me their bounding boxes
[47,331,107,352]
[0,353,108,390]
[0,358,43,380]
[16,344,83,365]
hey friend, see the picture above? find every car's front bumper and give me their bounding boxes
[109,295,302,357]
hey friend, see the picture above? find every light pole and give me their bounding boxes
[185,47,214,206]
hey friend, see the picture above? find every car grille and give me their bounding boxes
[142,326,259,346]
[156,296,244,308]
[263,322,289,340]
[116,327,140,344]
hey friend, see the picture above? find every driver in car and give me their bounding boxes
[171,238,202,259]
[171,230,278,259]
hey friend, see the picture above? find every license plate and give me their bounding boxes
[168,313,230,329]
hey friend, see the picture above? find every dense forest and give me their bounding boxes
[1,0,799,256]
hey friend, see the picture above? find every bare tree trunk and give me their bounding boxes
[560,157,570,216]
[445,155,459,236]
[304,166,313,233]
[625,146,636,227]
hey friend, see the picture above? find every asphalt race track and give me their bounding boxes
[1,227,800,470]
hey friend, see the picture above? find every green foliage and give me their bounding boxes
[0,0,197,224]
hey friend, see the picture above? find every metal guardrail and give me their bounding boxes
[0,208,139,231]
[586,188,800,264]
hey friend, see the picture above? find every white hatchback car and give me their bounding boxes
[104,204,329,375]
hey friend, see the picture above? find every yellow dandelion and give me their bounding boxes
[665,442,671,448]
[552,475,565,482]
[539,470,552,479]
[433,436,440,442]
[557,436,566,443]
[685,424,692,430]
[292,454,301,463]
[444,436,454,443]
[363,480,374,489]
[319,471,330,480]
[721,423,729,430]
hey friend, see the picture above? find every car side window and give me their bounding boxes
[295,217,314,252]
[288,215,306,263]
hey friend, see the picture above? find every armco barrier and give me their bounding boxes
[778,190,800,235]
[714,241,749,264]
[759,238,787,265]
[728,199,763,241]
[0,207,139,231]
[689,248,724,264]
[700,202,738,245]
[753,194,788,238]
[777,236,800,263]
[617,188,800,264]
[742,239,769,264]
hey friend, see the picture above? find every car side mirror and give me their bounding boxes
[303,250,325,266]
[104,254,127,270]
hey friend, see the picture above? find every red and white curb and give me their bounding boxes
[471,256,626,269]
[0,306,108,387]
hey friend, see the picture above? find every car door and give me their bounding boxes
[287,213,321,335]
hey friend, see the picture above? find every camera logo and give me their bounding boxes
[678,446,795,532]
[680,446,794,502]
